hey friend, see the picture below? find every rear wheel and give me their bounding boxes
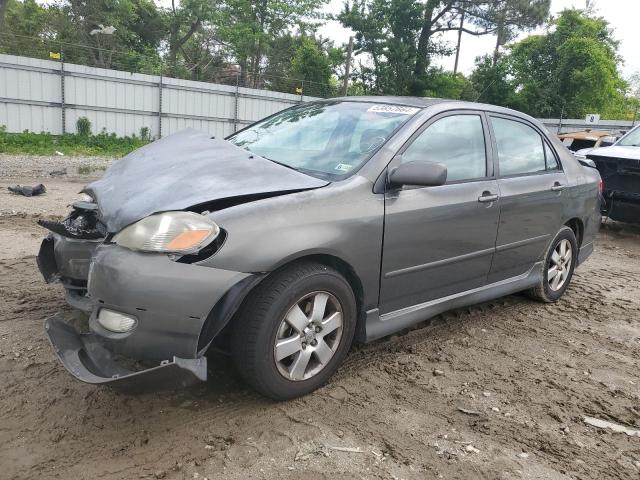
[527,226,577,303]
[230,262,356,400]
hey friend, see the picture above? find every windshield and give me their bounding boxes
[228,101,419,178]
[617,125,640,147]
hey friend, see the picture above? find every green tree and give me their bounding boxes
[0,0,53,58]
[470,55,517,107]
[289,37,334,97]
[338,0,550,95]
[507,8,626,118]
[161,0,219,77]
[216,0,328,87]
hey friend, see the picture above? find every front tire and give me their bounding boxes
[527,226,577,303]
[230,262,357,400]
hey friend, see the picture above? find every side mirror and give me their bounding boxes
[389,160,447,188]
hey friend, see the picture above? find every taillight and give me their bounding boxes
[599,179,604,194]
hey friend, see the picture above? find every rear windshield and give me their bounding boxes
[228,101,419,179]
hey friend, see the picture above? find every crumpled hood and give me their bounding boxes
[587,145,640,161]
[85,129,328,233]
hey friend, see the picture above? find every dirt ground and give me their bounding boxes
[1,163,639,480]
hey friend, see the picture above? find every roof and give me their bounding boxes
[325,95,531,118]
[329,96,452,108]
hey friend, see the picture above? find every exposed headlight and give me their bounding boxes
[78,193,94,202]
[113,211,220,254]
[97,309,137,333]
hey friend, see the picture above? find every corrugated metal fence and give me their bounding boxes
[0,53,318,139]
[540,118,636,134]
[1,54,636,139]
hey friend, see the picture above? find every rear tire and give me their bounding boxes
[230,262,356,400]
[527,226,577,303]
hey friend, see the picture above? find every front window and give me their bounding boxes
[401,114,487,182]
[617,126,640,147]
[228,101,419,178]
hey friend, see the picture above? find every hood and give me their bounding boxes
[587,145,640,161]
[85,129,328,233]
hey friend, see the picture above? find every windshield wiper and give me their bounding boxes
[261,155,303,173]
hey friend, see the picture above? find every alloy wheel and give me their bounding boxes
[273,291,343,381]
[548,239,572,291]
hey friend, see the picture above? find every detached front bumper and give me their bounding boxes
[45,314,207,392]
[38,238,257,390]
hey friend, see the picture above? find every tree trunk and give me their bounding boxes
[414,0,440,76]
[492,15,506,67]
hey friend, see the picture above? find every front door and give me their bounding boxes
[380,112,500,314]
[487,115,568,283]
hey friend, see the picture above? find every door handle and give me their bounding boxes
[478,192,499,203]
[551,182,566,192]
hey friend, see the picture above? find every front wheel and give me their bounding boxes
[230,262,357,400]
[527,226,578,303]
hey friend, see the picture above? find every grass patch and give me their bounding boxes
[0,127,150,157]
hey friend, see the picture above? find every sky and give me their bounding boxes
[317,0,640,78]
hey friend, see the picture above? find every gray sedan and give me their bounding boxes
[37,97,601,399]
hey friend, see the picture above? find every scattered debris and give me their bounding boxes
[433,369,445,376]
[8,184,46,197]
[491,407,500,413]
[457,407,481,416]
[50,168,68,176]
[482,391,492,397]
[328,446,365,453]
[55,150,65,156]
[583,416,640,437]
[465,445,480,454]
[517,452,529,459]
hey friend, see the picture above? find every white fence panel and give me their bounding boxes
[0,53,317,139]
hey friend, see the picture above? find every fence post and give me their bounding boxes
[299,80,304,104]
[60,46,66,135]
[557,104,564,134]
[233,73,239,133]
[158,73,163,138]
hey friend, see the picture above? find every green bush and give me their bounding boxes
[76,117,92,136]
[140,126,152,142]
[0,126,150,157]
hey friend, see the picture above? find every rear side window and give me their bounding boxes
[402,114,486,182]
[491,117,546,176]
[544,142,561,171]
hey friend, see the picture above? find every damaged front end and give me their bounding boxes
[37,201,106,311]
[36,129,328,391]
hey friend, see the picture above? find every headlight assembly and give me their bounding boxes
[113,211,220,254]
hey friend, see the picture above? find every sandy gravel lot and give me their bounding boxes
[1,156,639,480]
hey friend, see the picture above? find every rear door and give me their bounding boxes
[487,115,568,283]
[380,111,500,314]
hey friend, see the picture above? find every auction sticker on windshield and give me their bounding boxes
[367,105,420,115]
[335,163,354,172]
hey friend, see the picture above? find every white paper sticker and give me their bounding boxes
[367,105,420,115]
[335,163,353,172]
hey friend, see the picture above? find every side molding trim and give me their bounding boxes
[365,262,543,342]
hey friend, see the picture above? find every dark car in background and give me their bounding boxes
[37,97,602,400]
[558,129,621,161]
[586,124,640,223]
